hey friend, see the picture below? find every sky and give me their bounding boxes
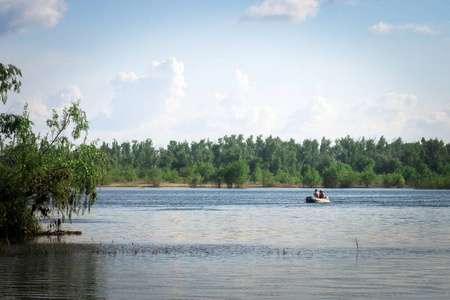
[0,0,449,147]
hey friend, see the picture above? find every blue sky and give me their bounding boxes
[1,0,449,146]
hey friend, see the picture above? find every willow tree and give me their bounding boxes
[0,63,108,239]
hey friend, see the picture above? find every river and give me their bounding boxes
[1,188,449,299]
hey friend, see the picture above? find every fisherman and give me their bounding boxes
[314,189,320,198]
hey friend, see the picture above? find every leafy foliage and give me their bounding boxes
[0,64,107,239]
[0,63,22,104]
[100,133,450,189]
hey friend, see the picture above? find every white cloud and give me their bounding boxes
[58,85,83,105]
[310,95,334,115]
[380,92,418,110]
[280,91,450,142]
[9,85,85,137]
[95,58,186,138]
[349,93,418,135]
[343,92,450,141]
[163,69,281,143]
[244,0,320,23]
[236,69,250,89]
[214,93,227,101]
[204,70,277,135]
[369,22,392,34]
[410,107,450,141]
[255,105,278,131]
[112,72,146,84]
[41,85,83,116]
[160,58,186,114]
[412,24,438,35]
[284,95,338,137]
[424,111,450,125]
[18,92,49,123]
[369,22,440,35]
[0,0,67,35]
[90,59,450,145]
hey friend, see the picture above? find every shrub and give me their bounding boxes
[148,167,164,187]
[382,173,405,188]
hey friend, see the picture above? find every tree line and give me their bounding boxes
[100,134,450,189]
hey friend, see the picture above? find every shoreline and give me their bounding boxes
[101,181,407,189]
[102,182,280,188]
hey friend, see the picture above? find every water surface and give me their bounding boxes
[1,188,449,299]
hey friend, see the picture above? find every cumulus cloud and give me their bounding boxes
[205,70,277,135]
[424,111,450,125]
[421,104,450,127]
[369,22,440,35]
[97,58,186,135]
[111,72,146,84]
[0,0,67,35]
[156,58,186,113]
[409,107,450,141]
[90,59,449,144]
[165,69,280,142]
[49,85,83,111]
[343,92,450,141]
[351,93,418,137]
[236,69,250,89]
[243,0,320,23]
[8,85,85,137]
[18,92,49,123]
[280,91,450,142]
[379,92,418,111]
[284,95,337,137]
[369,22,393,34]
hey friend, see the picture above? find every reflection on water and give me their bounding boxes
[1,188,450,299]
[0,244,106,299]
[2,244,449,299]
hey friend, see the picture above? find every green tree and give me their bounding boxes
[223,159,249,188]
[96,129,449,189]
[195,162,216,184]
[399,165,418,185]
[275,169,294,185]
[163,168,181,183]
[261,170,276,187]
[0,64,107,239]
[213,165,225,188]
[299,139,320,167]
[119,165,138,182]
[0,63,22,104]
[188,173,202,188]
[421,138,448,174]
[321,163,340,188]
[250,165,263,183]
[360,165,377,187]
[322,161,357,188]
[302,167,322,188]
[382,173,405,188]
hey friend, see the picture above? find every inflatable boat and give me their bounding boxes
[305,196,330,203]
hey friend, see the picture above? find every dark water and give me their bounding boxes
[1,188,450,299]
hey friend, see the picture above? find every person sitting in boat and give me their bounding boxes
[314,189,320,198]
[319,190,325,198]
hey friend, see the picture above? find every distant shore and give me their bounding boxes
[103,182,278,188]
[101,181,403,189]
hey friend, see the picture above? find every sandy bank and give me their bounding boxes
[101,181,298,188]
